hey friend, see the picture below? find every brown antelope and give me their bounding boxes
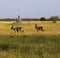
[11,25,24,32]
[35,24,44,31]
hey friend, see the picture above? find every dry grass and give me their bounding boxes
[0,21,60,58]
[0,21,60,36]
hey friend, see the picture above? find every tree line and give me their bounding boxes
[0,16,60,21]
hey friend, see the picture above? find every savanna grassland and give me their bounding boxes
[0,21,60,58]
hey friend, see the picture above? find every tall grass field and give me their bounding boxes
[0,21,60,58]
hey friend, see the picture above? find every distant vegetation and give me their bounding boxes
[0,16,60,21]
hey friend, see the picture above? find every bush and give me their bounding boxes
[40,17,46,21]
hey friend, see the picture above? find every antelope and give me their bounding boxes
[11,25,24,32]
[35,24,44,31]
